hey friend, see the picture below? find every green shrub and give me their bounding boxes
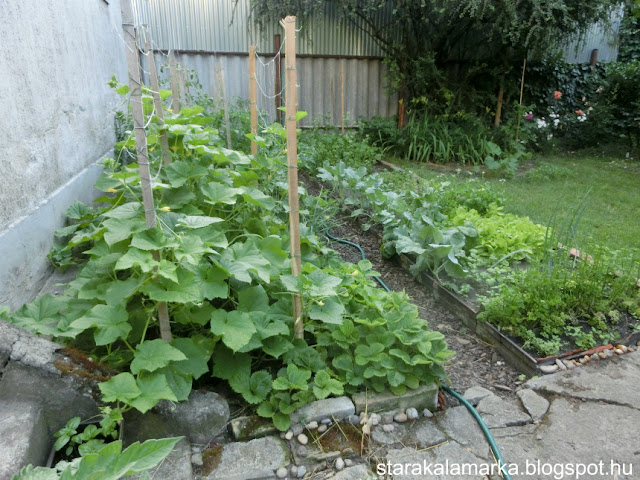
[300,131,382,171]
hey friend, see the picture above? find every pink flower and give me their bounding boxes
[525,113,533,120]
[576,110,585,116]
[553,91,562,100]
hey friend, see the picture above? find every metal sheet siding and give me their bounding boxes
[563,6,624,64]
[141,52,398,126]
[132,0,386,56]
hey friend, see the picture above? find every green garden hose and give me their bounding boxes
[326,230,513,480]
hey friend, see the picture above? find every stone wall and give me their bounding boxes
[0,0,127,310]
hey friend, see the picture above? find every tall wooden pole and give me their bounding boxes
[340,61,345,133]
[282,16,304,339]
[168,51,181,113]
[215,59,233,149]
[274,34,283,124]
[144,30,171,166]
[121,0,172,343]
[249,45,258,155]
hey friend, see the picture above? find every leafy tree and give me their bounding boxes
[249,0,618,120]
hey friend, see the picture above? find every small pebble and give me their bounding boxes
[191,452,203,467]
[285,431,294,441]
[317,424,327,433]
[614,348,624,355]
[563,359,575,369]
[540,364,559,374]
[628,346,635,352]
[382,424,395,432]
[536,434,543,441]
[347,415,360,425]
[598,352,608,360]
[616,344,628,352]
[494,384,512,392]
[555,359,566,370]
[406,407,419,420]
[573,360,581,367]
[292,424,303,436]
[335,458,345,471]
[579,356,588,365]
[290,465,298,476]
[362,423,371,435]
[280,432,286,439]
[296,446,308,458]
[359,411,366,419]
[382,413,395,425]
[394,413,408,423]
[297,466,307,478]
[345,459,353,467]
[590,354,599,361]
[276,467,288,479]
[321,418,332,425]
[297,433,308,445]
[423,408,433,418]
[370,413,380,426]
[306,421,318,430]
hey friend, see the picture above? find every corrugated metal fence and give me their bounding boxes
[133,0,622,126]
[133,0,397,126]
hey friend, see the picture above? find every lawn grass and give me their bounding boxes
[391,151,640,262]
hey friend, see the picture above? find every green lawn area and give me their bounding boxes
[392,152,640,261]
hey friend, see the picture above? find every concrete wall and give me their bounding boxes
[0,0,128,310]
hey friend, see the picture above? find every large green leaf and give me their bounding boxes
[9,294,68,336]
[131,229,179,251]
[313,370,344,399]
[308,298,345,324]
[130,339,187,374]
[102,202,142,220]
[130,373,179,413]
[176,215,224,229]
[171,336,215,379]
[307,269,342,297]
[219,239,271,284]
[229,370,272,404]
[69,304,131,346]
[211,346,251,380]
[140,270,202,303]
[114,248,156,272]
[103,217,147,246]
[210,310,257,352]
[98,372,141,404]
[201,182,242,205]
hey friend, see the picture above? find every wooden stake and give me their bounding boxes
[341,61,345,133]
[519,57,527,106]
[168,50,181,113]
[249,45,258,155]
[494,82,504,127]
[144,31,171,166]
[274,34,283,124]
[215,60,233,149]
[282,16,304,339]
[121,0,172,343]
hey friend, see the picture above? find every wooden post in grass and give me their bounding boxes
[145,30,171,166]
[121,0,172,343]
[282,16,304,339]
[341,61,345,133]
[168,50,181,113]
[215,59,233,149]
[249,45,258,155]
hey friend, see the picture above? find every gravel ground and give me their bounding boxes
[303,175,522,401]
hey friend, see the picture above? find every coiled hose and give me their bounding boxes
[326,230,513,480]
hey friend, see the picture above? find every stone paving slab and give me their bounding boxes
[527,351,640,410]
[205,436,290,480]
[0,401,49,480]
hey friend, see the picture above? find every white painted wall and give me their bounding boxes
[0,0,128,309]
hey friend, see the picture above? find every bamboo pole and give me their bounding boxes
[341,61,345,133]
[168,50,181,113]
[120,0,172,343]
[144,30,171,166]
[249,45,258,155]
[215,60,233,149]
[282,16,304,339]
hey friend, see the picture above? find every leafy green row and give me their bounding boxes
[2,86,452,436]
